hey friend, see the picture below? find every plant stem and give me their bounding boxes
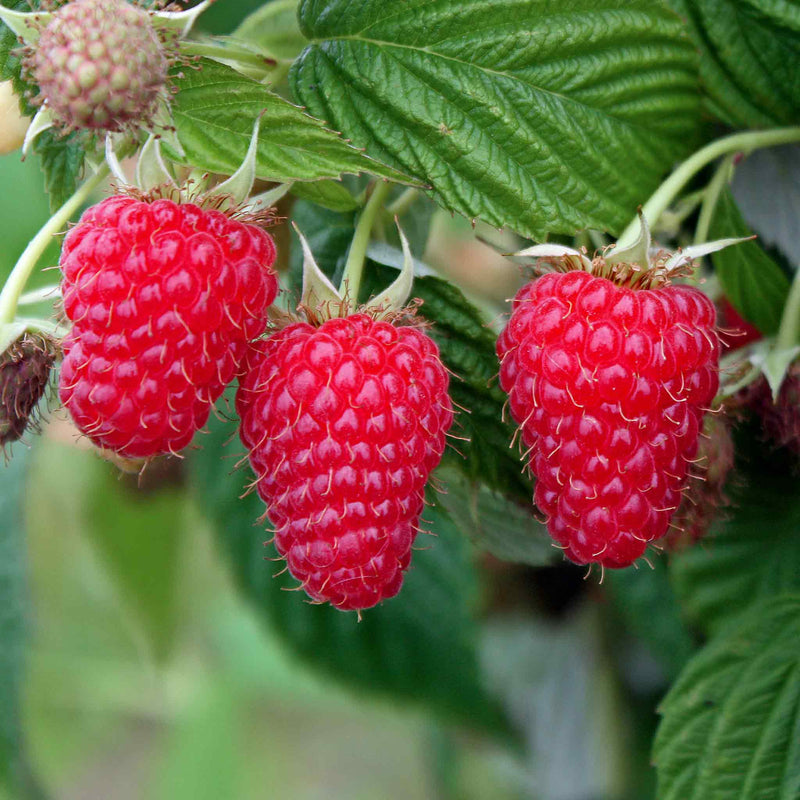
[693,153,735,247]
[776,267,800,352]
[386,187,419,217]
[340,180,393,301]
[0,163,109,329]
[618,126,800,246]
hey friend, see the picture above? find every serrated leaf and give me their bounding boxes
[0,445,29,793]
[654,595,800,800]
[32,128,85,211]
[438,467,554,566]
[710,188,791,336]
[233,0,306,61]
[670,455,800,637]
[290,178,360,211]
[0,1,33,100]
[291,0,700,239]
[188,408,505,730]
[666,0,800,127]
[360,263,533,504]
[168,59,410,185]
[605,558,695,679]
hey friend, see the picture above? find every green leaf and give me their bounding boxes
[188,407,504,729]
[666,0,800,127]
[234,0,306,61]
[290,178,361,211]
[654,595,800,800]
[710,188,791,336]
[82,461,187,664]
[291,0,700,239]
[437,466,554,566]
[168,59,410,185]
[360,263,533,504]
[33,128,85,211]
[0,445,29,793]
[605,558,695,679]
[0,1,32,99]
[670,452,800,637]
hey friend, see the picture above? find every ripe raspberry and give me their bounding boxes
[28,0,169,132]
[1,333,56,448]
[236,313,454,611]
[59,194,278,458]
[497,269,719,568]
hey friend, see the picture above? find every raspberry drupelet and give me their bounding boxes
[59,194,278,459]
[236,313,454,611]
[497,268,719,568]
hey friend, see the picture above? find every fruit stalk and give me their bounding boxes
[340,180,393,301]
[618,127,800,246]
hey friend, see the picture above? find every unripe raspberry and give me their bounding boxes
[29,0,168,132]
[236,313,454,611]
[1,333,56,448]
[497,268,720,568]
[668,414,734,549]
[741,363,800,457]
[59,194,278,459]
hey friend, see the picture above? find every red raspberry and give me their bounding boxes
[497,270,719,568]
[236,313,454,611]
[59,195,278,458]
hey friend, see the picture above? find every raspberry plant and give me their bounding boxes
[1,1,800,798]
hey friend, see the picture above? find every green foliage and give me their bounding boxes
[290,178,360,211]
[670,448,800,637]
[33,129,85,211]
[189,407,505,731]
[0,446,28,793]
[437,467,554,567]
[710,188,791,335]
[168,59,409,185]
[654,595,800,800]
[667,0,800,127]
[291,0,700,239]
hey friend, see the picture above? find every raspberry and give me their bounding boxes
[1,333,56,448]
[740,362,800,457]
[28,0,169,132]
[668,414,734,550]
[497,269,719,568]
[236,313,454,611]
[59,194,278,458]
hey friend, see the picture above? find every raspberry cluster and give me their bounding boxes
[236,313,454,611]
[59,195,278,458]
[29,0,169,132]
[497,269,719,567]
